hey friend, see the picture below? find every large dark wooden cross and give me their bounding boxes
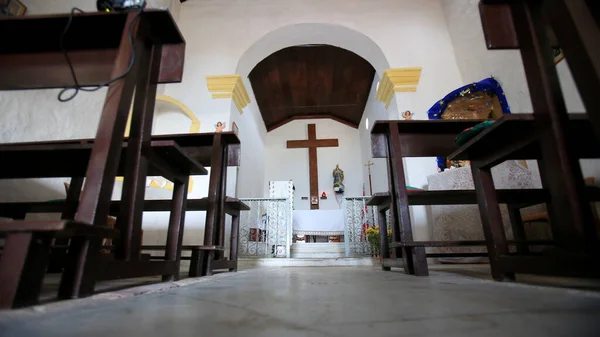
[287,124,339,210]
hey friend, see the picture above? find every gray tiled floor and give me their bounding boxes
[1,266,600,337]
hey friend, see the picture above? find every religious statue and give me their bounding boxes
[402,110,413,120]
[333,164,345,193]
[214,122,226,132]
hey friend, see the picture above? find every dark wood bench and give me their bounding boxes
[447,114,600,280]
[371,120,483,276]
[0,139,207,307]
[370,115,600,277]
[0,10,198,309]
[138,197,249,276]
[366,191,560,271]
[141,245,226,277]
[0,220,119,309]
[1,197,250,278]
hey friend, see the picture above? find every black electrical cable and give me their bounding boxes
[58,5,143,102]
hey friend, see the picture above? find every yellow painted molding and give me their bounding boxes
[125,95,200,136]
[376,67,423,109]
[212,93,233,99]
[206,74,251,114]
[156,95,201,133]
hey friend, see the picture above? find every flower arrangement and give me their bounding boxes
[365,225,392,256]
[333,182,344,193]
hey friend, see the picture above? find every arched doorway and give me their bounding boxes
[232,22,395,196]
[232,23,394,259]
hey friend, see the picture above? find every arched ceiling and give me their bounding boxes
[248,45,376,132]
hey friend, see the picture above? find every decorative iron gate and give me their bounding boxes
[343,197,377,257]
[239,198,292,258]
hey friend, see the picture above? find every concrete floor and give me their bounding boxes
[1,266,600,337]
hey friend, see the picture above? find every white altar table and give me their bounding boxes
[292,210,345,236]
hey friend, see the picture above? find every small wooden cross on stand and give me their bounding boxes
[287,124,339,209]
[365,160,374,196]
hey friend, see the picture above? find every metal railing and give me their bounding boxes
[342,197,377,257]
[238,196,384,258]
[238,198,292,258]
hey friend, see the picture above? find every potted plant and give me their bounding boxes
[365,225,392,262]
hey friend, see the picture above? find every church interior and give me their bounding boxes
[1,0,600,336]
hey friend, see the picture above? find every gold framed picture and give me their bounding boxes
[553,47,565,65]
[7,0,27,16]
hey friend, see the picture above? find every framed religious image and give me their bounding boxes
[310,196,318,205]
[552,47,564,65]
[231,121,239,135]
[6,0,27,16]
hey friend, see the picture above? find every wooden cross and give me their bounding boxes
[287,124,339,209]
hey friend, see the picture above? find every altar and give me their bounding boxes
[292,210,345,236]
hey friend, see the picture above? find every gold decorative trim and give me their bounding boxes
[206,74,251,114]
[125,95,200,136]
[376,67,423,109]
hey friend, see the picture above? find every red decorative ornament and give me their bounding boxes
[321,191,327,198]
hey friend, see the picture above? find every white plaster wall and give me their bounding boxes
[229,81,267,198]
[264,119,362,210]
[359,76,389,195]
[171,0,464,123]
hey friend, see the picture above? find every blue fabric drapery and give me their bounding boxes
[426,77,511,172]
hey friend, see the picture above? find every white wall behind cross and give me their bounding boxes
[264,119,362,210]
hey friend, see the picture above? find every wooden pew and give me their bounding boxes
[0,197,250,278]
[0,221,119,309]
[0,10,188,307]
[0,139,206,307]
[448,114,600,279]
[370,120,485,276]
[133,197,249,276]
[451,0,600,280]
[370,116,600,278]
[366,191,588,272]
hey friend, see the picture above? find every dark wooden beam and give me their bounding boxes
[286,139,339,148]
[268,115,358,132]
[479,1,559,49]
